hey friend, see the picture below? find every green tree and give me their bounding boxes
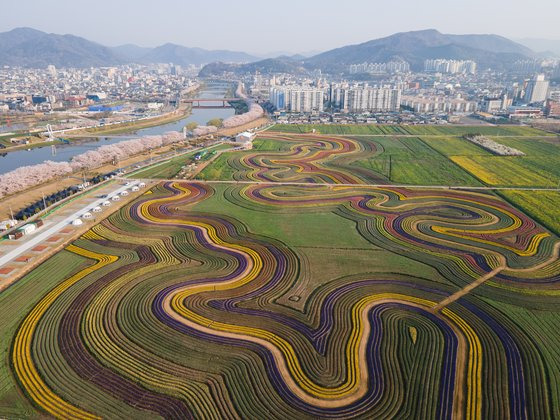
[207,118,223,128]
[186,122,198,131]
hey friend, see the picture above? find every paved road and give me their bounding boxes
[127,178,560,192]
[0,182,139,269]
[264,131,559,139]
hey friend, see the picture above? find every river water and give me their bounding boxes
[0,88,234,175]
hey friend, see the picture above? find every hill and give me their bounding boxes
[110,44,152,61]
[137,43,258,66]
[199,57,304,77]
[0,27,123,68]
[0,28,259,68]
[304,29,534,72]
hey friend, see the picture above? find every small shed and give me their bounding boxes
[20,224,37,235]
[235,132,256,144]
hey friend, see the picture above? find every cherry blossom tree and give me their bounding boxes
[0,131,186,198]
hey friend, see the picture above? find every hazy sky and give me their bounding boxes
[3,0,560,54]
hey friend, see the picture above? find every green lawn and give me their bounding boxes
[192,184,374,249]
[130,144,231,179]
[196,152,239,181]
[270,124,554,137]
[500,190,560,236]
[352,136,483,186]
[419,136,492,156]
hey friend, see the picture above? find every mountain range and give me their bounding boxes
[0,27,538,73]
[0,28,258,68]
[303,29,535,72]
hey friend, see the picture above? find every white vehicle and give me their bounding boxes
[131,186,139,192]
[111,195,120,201]
[102,201,111,207]
[72,219,83,226]
[21,224,37,235]
[121,191,129,196]
[124,182,131,186]
[92,206,102,213]
[82,212,93,219]
[139,182,146,188]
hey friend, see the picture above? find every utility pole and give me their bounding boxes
[42,192,47,210]
[9,205,15,221]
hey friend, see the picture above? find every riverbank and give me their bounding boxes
[0,115,270,220]
[0,84,205,152]
[1,106,192,152]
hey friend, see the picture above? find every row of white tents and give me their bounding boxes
[71,182,146,226]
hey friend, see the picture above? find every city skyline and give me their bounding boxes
[3,0,560,55]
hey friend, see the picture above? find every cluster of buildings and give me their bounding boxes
[268,83,402,114]
[401,95,478,113]
[269,86,325,113]
[424,59,477,75]
[348,61,410,75]
[479,74,559,119]
[0,64,198,112]
[244,57,560,122]
[330,84,402,112]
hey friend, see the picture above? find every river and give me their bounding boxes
[0,87,234,175]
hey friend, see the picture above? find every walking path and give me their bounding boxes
[0,182,139,271]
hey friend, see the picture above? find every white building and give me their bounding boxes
[549,90,560,102]
[349,61,410,74]
[235,132,256,144]
[346,87,402,112]
[329,84,401,112]
[401,95,478,113]
[270,86,324,113]
[424,59,477,75]
[524,74,550,104]
[480,95,511,113]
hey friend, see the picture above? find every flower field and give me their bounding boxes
[2,126,560,418]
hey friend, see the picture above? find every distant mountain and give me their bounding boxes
[0,27,539,71]
[137,43,258,66]
[0,28,259,68]
[304,29,535,72]
[515,38,560,56]
[110,44,152,61]
[446,34,535,56]
[0,27,123,68]
[199,57,304,77]
[258,50,322,59]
